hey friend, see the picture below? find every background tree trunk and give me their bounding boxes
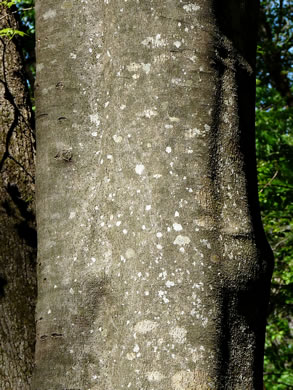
[0,5,36,390]
[34,1,273,389]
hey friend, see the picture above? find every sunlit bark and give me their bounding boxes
[34,1,273,389]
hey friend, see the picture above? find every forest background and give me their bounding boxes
[0,0,292,388]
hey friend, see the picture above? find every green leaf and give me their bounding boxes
[0,27,28,37]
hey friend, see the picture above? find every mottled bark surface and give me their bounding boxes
[0,5,36,389]
[34,1,273,389]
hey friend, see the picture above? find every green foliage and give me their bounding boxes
[0,0,35,34]
[257,0,292,90]
[0,27,27,37]
[256,85,293,389]
[0,0,18,7]
[257,2,293,387]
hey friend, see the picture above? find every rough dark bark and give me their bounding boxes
[34,1,273,389]
[0,5,36,389]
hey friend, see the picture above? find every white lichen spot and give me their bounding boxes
[188,55,197,62]
[134,320,158,334]
[69,288,74,295]
[133,344,140,353]
[169,327,187,344]
[200,239,211,249]
[126,248,136,259]
[166,280,175,288]
[175,211,179,217]
[135,164,145,175]
[120,104,126,110]
[90,113,100,127]
[156,232,163,238]
[204,124,211,131]
[70,53,77,59]
[146,371,165,382]
[142,63,151,74]
[48,309,51,314]
[173,223,183,231]
[183,4,200,12]
[173,40,182,48]
[141,109,157,118]
[141,34,167,48]
[158,290,169,303]
[185,128,201,139]
[156,244,163,250]
[166,146,172,153]
[127,63,140,72]
[127,62,151,74]
[69,211,76,219]
[91,132,98,137]
[123,229,128,235]
[172,78,182,85]
[116,221,121,226]
[91,257,96,263]
[43,9,56,20]
[174,235,191,246]
[145,204,151,211]
[113,134,122,143]
[168,116,180,122]
[126,352,136,360]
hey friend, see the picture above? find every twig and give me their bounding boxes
[0,7,33,21]
[259,170,279,193]
[8,154,35,183]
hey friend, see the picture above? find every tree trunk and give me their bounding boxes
[0,5,36,389]
[34,1,273,389]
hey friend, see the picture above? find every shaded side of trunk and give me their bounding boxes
[0,5,36,389]
[34,1,273,389]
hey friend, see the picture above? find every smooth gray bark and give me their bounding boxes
[0,5,36,389]
[34,1,273,389]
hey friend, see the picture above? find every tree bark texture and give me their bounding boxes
[0,5,36,390]
[34,1,273,389]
